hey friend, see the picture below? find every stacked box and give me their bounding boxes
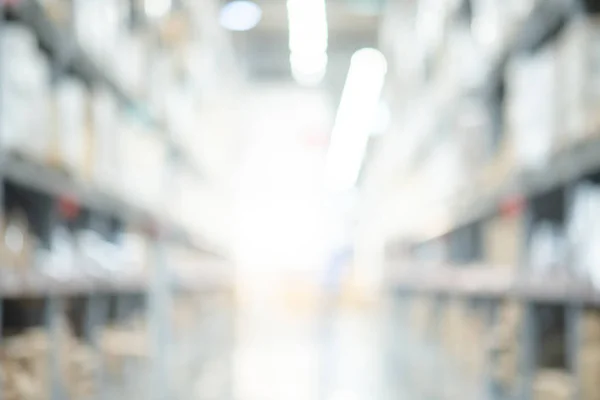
[410,295,433,338]
[462,306,487,377]
[490,301,522,395]
[441,298,466,361]
[51,78,91,178]
[485,215,523,268]
[533,370,574,400]
[579,309,600,400]
[1,209,34,271]
[0,322,96,400]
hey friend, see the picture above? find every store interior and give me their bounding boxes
[2,0,600,399]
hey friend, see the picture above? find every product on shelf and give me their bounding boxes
[441,299,461,360]
[410,295,433,337]
[462,305,487,376]
[113,32,150,98]
[2,209,34,271]
[76,229,117,276]
[567,183,600,286]
[0,321,96,400]
[101,321,148,376]
[532,369,574,400]
[0,23,52,162]
[556,16,587,145]
[506,45,559,169]
[490,301,522,394]
[52,78,91,178]
[73,0,128,72]
[91,88,120,192]
[582,309,600,342]
[579,309,600,400]
[38,226,76,278]
[576,12,600,137]
[484,214,523,267]
[39,0,72,26]
[120,117,166,211]
[528,221,567,274]
[147,51,175,119]
[119,229,150,275]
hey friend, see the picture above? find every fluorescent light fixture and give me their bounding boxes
[219,1,262,32]
[287,0,328,85]
[145,0,172,18]
[325,48,387,192]
[290,51,328,86]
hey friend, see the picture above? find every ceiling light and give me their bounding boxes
[290,51,328,86]
[219,1,262,32]
[325,48,387,192]
[145,0,172,18]
[287,0,328,85]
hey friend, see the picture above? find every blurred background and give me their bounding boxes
[1,0,600,399]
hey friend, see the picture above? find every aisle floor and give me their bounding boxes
[231,304,415,400]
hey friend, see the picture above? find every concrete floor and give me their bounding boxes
[107,296,494,400]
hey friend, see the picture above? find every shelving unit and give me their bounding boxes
[0,0,234,399]
[384,0,600,399]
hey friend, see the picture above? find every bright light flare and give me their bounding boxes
[219,1,262,32]
[145,0,172,18]
[325,48,388,192]
[287,0,328,86]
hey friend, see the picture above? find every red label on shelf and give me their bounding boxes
[58,196,80,220]
[499,195,525,218]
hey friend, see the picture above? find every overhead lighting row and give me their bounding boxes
[286,0,329,86]
[325,48,388,192]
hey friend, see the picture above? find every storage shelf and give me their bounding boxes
[5,0,203,178]
[392,266,600,305]
[0,268,147,298]
[423,133,600,244]
[0,267,231,298]
[0,154,195,244]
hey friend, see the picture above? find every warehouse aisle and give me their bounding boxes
[230,301,424,400]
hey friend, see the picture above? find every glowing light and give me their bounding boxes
[219,1,262,32]
[325,48,388,191]
[287,0,328,85]
[144,0,172,18]
[290,52,328,86]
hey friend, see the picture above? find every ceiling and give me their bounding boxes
[225,0,381,99]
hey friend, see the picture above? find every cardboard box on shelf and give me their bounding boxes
[441,299,466,360]
[2,209,34,271]
[582,309,600,343]
[120,117,166,211]
[73,0,129,72]
[532,370,574,400]
[506,43,560,170]
[556,16,587,148]
[581,16,600,138]
[51,78,91,178]
[1,24,52,163]
[0,317,96,400]
[484,213,523,267]
[477,133,518,197]
[159,11,191,48]
[113,32,150,99]
[579,346,600,400]
[101,325,148,376]
[91,89,120,191]
[463,306,488,376]
[490,301,522,393]
[410,295,433,338]
[39,0,72,26]
[554,15,600,143]
[121,228,150,275]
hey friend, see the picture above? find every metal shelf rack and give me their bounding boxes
[0,1,233,399]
